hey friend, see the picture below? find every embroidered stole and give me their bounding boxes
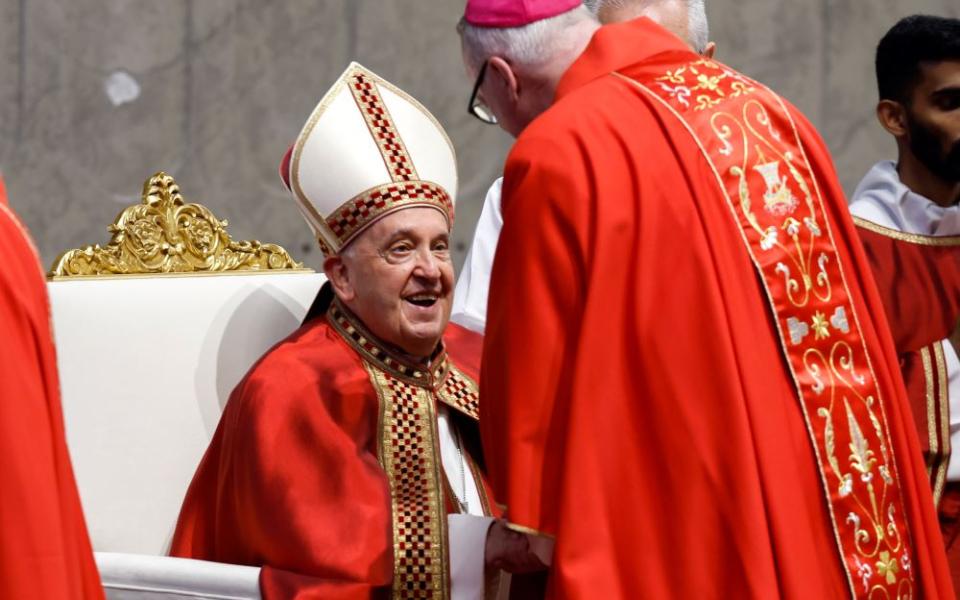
[616,60,915,598]
[329,302,482,599]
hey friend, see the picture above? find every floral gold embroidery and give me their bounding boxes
[812,312,831,340]
[618,58,916,599]
[876,551,899,585]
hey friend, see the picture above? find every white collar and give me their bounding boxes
[849,160,960,236]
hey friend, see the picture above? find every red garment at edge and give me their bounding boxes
[0,181,104,599]
[170,295,496,600]
[855,219,960,574]
[480,17,953,599]
[854,221,960,354]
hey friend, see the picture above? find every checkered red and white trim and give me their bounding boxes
[349,71,419,183]
[327,181,453,247]
[288,63,458,255]
[327,298,488,599]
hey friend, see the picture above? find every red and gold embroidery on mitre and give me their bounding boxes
[286,63,458,255]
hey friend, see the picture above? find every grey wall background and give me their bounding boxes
[1,0,958,273]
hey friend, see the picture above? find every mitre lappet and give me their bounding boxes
[280,62,458,256]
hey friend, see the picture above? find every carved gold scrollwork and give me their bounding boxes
[49,172,307,278]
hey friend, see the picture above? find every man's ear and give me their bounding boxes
[324,255,355,302]
[877,100,908,137]
[702,41,717,59]
[487,56,520,103]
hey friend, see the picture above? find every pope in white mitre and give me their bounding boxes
[170,63,545,600]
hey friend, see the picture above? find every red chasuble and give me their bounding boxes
[0,184,104,599]
[171,294,496,600]
[854,218,960,504]
[480,17,953,599]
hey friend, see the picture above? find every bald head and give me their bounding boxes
[584,0,711,55]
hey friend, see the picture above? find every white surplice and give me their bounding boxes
[452,178,504,334]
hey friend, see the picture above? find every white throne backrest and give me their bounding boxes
[47,172,325,580]
[50,272,324,555]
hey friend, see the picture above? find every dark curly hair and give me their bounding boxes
[876,14,960,103]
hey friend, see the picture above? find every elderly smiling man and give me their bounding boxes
[170,63,543,600]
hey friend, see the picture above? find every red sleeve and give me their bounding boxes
[171,339,394,600]
[480,132,587,536]
[0,201,104,600]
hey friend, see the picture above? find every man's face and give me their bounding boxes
[904,59,960,183]
[328,207,454,358]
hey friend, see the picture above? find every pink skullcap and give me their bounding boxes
[464,0,581,27]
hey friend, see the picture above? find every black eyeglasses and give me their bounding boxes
[468,60,497,125]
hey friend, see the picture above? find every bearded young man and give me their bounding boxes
[460,0,954,597]
[848,14,960,579]
[170,63,544,600]
[452,0,714,333]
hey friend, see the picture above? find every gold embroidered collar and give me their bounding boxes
[328,298,451,389]
[328,298,480,421]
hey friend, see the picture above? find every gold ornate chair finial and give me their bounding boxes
[49,172,306,278]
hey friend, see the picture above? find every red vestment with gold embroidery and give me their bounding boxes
[0,183,104,599]
[171,296,496,600]
[480,17,953,599]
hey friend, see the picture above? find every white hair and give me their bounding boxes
[582,0,603,12]
[459,5,597,74]
[582,0,710,54]
[685,0,709,55]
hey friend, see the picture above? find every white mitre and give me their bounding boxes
[280,62,458,255]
